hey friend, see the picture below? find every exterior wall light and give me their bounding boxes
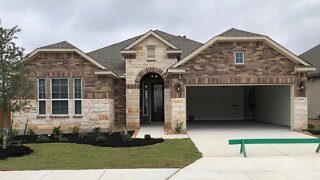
[298,80,305,90]
[175,83,182,92]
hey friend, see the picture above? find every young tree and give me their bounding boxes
[0,20,32,149]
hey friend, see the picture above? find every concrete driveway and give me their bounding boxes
[172,121,320,179]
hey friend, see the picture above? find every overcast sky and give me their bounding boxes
[0,0,319,55]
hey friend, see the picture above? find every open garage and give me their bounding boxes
[186,85,293,128]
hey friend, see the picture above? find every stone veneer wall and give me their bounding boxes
[13,99,114,133]
[125,35,177,130]
[171,98,186,133]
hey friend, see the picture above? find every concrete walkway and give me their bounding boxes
[1,121,320,179]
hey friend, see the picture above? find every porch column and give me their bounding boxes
[293,72,308,130]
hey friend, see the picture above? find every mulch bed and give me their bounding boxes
[0,145,33,160]
[14,131,164,147]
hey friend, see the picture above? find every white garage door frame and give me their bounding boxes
[185,84,295,130]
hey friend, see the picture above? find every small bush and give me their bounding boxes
[52,126,62,138]
[92,127,101,137]
[107,128,113,134]
[27,128,36,136]
[175,121,184,134]
[58,137,69,142]
[144,134,151,140]
[95,135,106,143]
[8,139,22,146]
[36,135,50,143]
[79,132,88,139]
[72,126,80,135]
[122,128,132,142]
[122,133,132,142]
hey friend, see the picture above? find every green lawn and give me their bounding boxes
[0,138,201,170]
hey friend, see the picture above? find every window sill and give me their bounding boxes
[235,64,245,66]
[50,115,69,118]
[73,115,83,118]
[147,58,156,62]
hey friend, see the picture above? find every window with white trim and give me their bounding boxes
[73,78,82,115]
[234,51,245,64]
[147,46,155,59]
[51,79,69,115]
[38,78,46,115]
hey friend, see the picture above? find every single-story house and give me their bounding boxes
[300,44,320,120]
[12,28,315,133]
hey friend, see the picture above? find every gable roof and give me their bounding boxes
[38,41,77,49]
[124,30,179,50]
[172,28,312,68]
[26,41,108,70]
[87,30,203,75]
[299,44,320,77]
[218,28,263,37]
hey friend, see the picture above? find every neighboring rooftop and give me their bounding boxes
[38,41,77,49]
[87,30,203,75]
[299,44,320,77]
[218,28,264,37]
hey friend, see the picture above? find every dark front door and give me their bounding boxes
[151,83,164,122]
[140,73,164,123]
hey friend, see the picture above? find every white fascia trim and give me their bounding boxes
[167,50,183,54]
[94,71,119,78]
[120,50,136,54]
[167,69,185,74]
[25,48,107,70]
[124,31,179,50]
[172,36,311,67]
[295,67,316,72]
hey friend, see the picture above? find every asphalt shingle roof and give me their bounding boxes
[87,30,203,75]
[299,44,320,77]
[218,28,264,37]
[38,41,77,49]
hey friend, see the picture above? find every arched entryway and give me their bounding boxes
[140,73,164,124]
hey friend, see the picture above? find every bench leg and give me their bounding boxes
[240,144,243,153]
[316,144,320,153]
[241,140,247,158]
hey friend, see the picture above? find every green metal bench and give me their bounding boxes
[229,138,320,157]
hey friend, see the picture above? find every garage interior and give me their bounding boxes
[186,85,292,128]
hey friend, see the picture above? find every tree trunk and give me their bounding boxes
[2,110,9,149]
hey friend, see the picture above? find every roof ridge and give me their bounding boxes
[87,34,143,54]
[154,29,203,45]
[218,28,264,37]
[38,40,77,49]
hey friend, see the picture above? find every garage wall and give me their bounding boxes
[254,85,291,126]
[187,86,245,120]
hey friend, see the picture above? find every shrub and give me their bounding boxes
[72,126,80,135]
[58,137,69,142]
[79,132,88,139]
[52,126,62,138]
[107,128,113,134]
[144,134,151,140]
[95,135,106,143]
[8,140,22,146]
[175,121,184,134]
[36,135,50,143]
[122,128,132,142]
[92,127,101,137]
[27,128,36,136]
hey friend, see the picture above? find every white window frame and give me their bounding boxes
[147,45,156,59]
[234,51,245,64]
[37,78,46,115]
[73,78,82,115]
[51,78,69,115]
